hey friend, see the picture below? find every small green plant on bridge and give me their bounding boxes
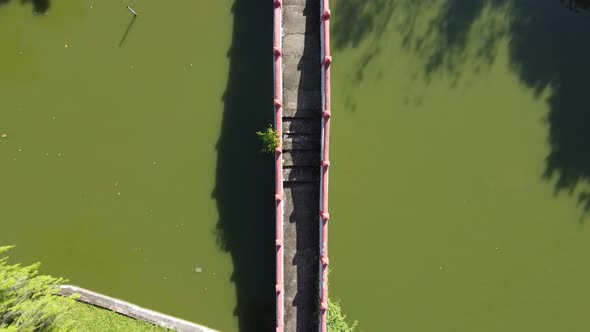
[327,298,358,332]
[256,125,279,154]
[0,245,78,331]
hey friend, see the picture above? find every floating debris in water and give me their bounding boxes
[195,267,202,273]
[152,161,157,166]
[190,63,193,67]
[127,6,138,16]
[18,148,22,152]
[1,133,7,138]
[65,44,69,48]
[117,192,121,196]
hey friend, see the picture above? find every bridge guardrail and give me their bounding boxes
[319,0,332,331]
[272,1,285,331]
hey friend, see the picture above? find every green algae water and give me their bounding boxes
[0,1,242,330]
[331,1,590,331]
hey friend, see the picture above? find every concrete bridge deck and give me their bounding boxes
[280,0,322,331]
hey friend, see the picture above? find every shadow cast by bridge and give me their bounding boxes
[332,0,590,214]
[213,0,275,331]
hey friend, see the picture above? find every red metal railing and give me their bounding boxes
[319,0,332,331]
[272,0,285,331]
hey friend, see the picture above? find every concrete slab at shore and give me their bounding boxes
[59,285,218,332]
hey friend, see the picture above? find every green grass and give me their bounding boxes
[64,302,171,332]
[256,125,279,154]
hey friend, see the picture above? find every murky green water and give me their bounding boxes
[0,1,241,330]
[6,1,590,331]
[331,0,590,331]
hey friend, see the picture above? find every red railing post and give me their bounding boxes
[319,1,332,331]
[273,0,284,331]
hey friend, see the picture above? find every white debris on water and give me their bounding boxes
[195,267,202,273]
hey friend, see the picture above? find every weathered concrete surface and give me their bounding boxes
[283,89,321,116]
[59,285,217,332]
[281,0,321,331]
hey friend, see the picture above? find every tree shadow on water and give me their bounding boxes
[0,0,50,14]
[332,0,590,214]
[213,0,275,331]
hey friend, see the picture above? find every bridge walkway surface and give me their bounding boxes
[281,0,322,331]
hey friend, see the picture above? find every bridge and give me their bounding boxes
[273,0,332,331]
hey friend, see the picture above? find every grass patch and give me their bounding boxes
[64,302,171,332]
[256,125,279,154]
[327,298,358,332]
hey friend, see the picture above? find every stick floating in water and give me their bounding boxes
[127,6,138,16]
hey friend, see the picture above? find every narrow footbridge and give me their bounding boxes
[272,0,332,331]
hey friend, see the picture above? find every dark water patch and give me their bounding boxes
[0,0,50,14]
[214,0,275,331]
[332,0,590,213]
